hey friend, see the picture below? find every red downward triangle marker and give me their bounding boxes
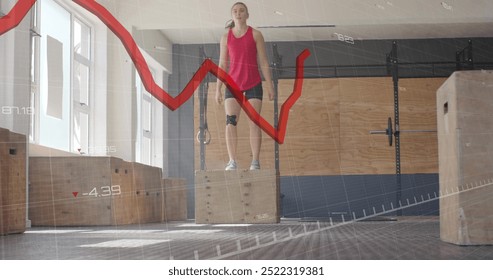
[72,192,79,198]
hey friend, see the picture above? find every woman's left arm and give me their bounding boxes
[254,29,274,101]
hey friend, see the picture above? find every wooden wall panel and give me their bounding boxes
[339,77,395,174]
[195,79,340,175]
[0,128,27,235]
[398,78,444,174]
[278,79,341,176]
[194,77,444,176]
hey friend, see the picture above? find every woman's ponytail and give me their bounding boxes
[225,19,235,29]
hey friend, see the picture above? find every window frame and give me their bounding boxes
[30,0,95,155]
[71,15,93,154]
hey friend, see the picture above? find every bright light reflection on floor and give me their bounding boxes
[79,239,170,248]
[26,230,92,234]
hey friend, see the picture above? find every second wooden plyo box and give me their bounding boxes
[437,70,493,245]
[195,169,279,224]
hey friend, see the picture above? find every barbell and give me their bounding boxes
[370,117,436,146]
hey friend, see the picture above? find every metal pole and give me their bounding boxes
[272,44,281,173]
[390,41,402,216]
[455,40,474,71]
[272,44,281,219]
[198,47,206,170]
[369,129,437,134]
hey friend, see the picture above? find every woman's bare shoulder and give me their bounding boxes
[251,27,264,42]
[220,31,229,44]
[251,27,262,36]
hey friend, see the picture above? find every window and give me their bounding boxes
[136,69,155,165]
[32,0,93,154]
[135,49,168,169]
[72,17,92,154]
[29,1,40,143]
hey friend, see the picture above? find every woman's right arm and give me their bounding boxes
[216,33,228,104]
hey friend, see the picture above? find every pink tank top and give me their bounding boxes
[227,26,262,91]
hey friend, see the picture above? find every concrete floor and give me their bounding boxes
[1,216,492,260]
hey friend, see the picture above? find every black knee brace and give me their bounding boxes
[226,115,238,126]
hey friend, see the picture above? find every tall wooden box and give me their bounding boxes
[110,157,138,225]
[0,128,27,235]
[195,170,279,224]
[132,162,163,224]
[437,70,493,245]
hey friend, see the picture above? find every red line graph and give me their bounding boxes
[0,0,310,144]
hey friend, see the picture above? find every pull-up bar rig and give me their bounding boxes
[370,40,475,215]
[272,44,282,176]
[373,40,475,167]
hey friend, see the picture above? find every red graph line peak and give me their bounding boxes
[1,0,311,144]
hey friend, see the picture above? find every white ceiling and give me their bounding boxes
[110,0,493,44]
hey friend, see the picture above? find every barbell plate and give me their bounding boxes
[387,117,393,146]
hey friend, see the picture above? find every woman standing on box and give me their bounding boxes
[215,1,274,171]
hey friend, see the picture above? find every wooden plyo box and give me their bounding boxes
[132,162,163,224]
[162,178,187,221]
[437,70,493,245]
[29,157,167,226]
[110,157,138,225]
[0,128,27,235]
[29,157,114,226]
[195,170,279,224]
